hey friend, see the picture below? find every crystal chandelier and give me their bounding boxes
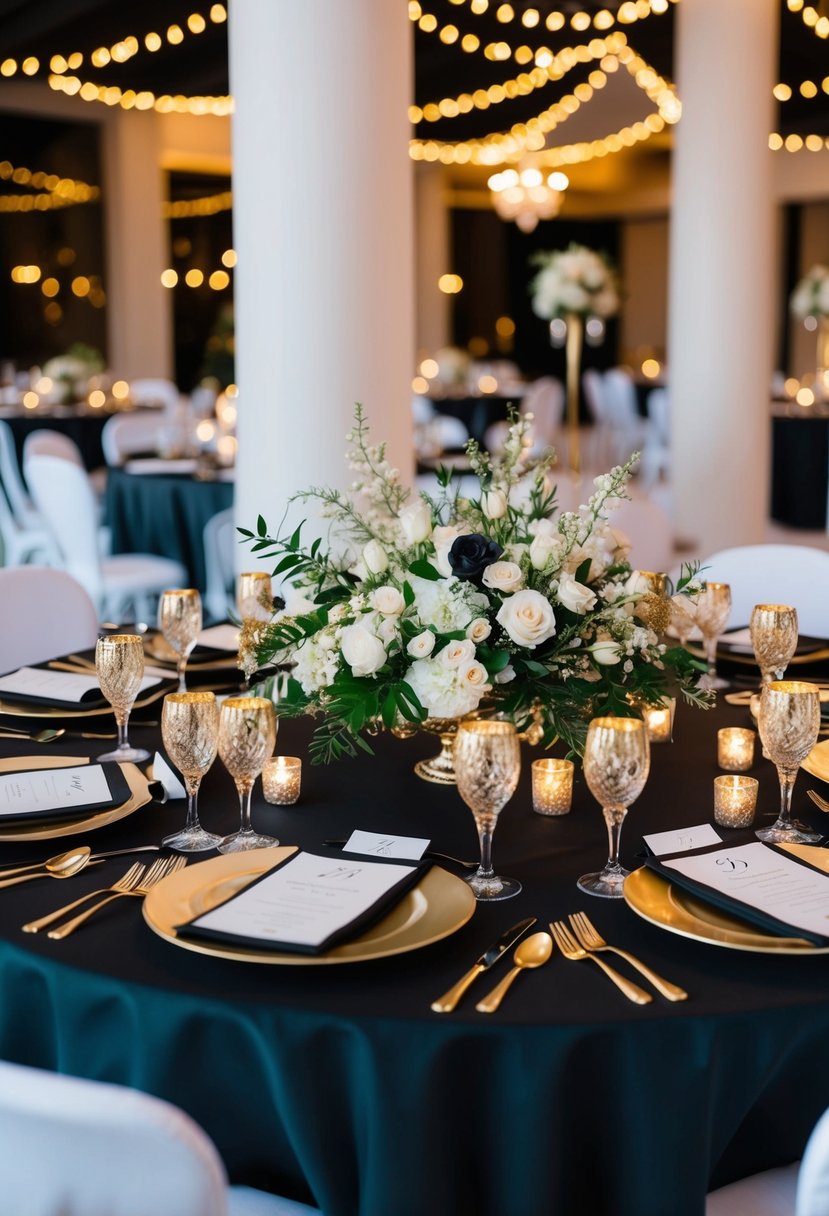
[487,166,569,233]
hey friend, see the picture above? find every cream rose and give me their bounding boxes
[494,663,516,684]
[376,616,400,646]
[459,660,490,690]
[482,561,523,593]
[590,639,622,665]
[529,531,563,571]
[362,539,389,575]
[482,489,508,520]
[407,630,436,658]
[438,639,476,668]
[371,585,405,616]
[557,570,597,615]
[466,617,492,643]
[339,624,387,676]
[496,589,556,648]
[400,499,432,545]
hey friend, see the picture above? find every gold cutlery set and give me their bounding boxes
[433,914,687,1014]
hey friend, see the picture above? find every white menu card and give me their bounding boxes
[343,829,430,861]
[643,824,723,857]
[0,765,113,819]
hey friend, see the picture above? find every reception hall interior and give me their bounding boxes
[2,2,829,1214]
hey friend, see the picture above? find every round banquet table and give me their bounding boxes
[2,408,112,471]
[105,466,234,592]
[0,691,828,1216]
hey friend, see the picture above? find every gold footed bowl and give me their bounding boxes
[394,711,545,785]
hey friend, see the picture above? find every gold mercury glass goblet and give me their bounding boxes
[756,680,821,844]
[579,716,651,899]
[95,634,151,763]
[695,582,732,690]
[158,588,203,693]
[453,720,522,901]
[237,572,273,626]
[217,696,278,853]
[750,604,798,686]
[161,691,222,852]
[670,594,698,648]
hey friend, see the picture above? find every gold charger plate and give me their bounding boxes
[0,681,171,720]
[0,754,151,841]
[143,847,477,965]
[803,739,829,784]
[624,843,829,954]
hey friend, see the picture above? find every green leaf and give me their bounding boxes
[381,690,398,729]
[289,522,304,550]
[272,554,302,574]
[574,557,592,585]
[256,514,267,538]
[408,558,442,581]
[520,658,549,677]
[402,580,415,607]
[478,646,511,674]
[237,527,254,539]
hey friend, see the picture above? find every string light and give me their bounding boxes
[769,131,829,151]
[774,75,829,101]
[161,263,233,289]
[0,160,100,210]
[48,73,234,115]
[163,190,233,218]
[786,0,829,40]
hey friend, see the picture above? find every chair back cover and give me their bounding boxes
[0,418,36,524]
[702,544,829,637]
[130,377,181,413]
[521,377,565,444]
[23,428,85,467]
[798,1105,829,1216]
[612,495,674,574]
[0,567,98,672]
[24,454,103,606]
[203,506,236,622]
[101,412,164,467]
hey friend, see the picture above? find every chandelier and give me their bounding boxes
[487,166,569,233]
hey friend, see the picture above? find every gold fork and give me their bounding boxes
[549,920,652,1005]
[47,857,187,940]
[806,789,829,813]
[568,912,688,1002]
[22,863,146,934]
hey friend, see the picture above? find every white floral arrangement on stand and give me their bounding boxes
[790,265,829,320]
[239,406,707,764]
[530,243,620,321]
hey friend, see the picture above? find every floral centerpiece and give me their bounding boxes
[43,343,105,405]
[239,406,707,772]
[790,265,829,396]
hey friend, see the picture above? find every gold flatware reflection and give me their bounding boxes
[475,932,552,1014]
[0,847,97,889]
[0,844,160,875]
[47,661,100,675]
[47,856,187,939]
[431,917,537,1013]
[0,728,65,743]
[22,862,146,933]
[549,920,652,1005]
[806,789,829,813]
[567,911,688,1001]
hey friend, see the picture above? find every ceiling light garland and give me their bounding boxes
[163,190,233,218]
[769,131,829,151]
[410,31,627,123]
[47,72,234,115]
[773,75,829,101]
[437,0,676,33]
[0,159,100,210]
[785,0,829,39]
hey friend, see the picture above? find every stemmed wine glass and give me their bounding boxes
[158,589,202,693]
[237,572,273,626]
[756,680,821,844]
[161,691,222,852]
[95,634,150,763]
[453,720,522,901]
[670,594,698,648]
[750,604,798,686]
[579,716,650,899]
[217,696,278,853]
[695,582,732,690]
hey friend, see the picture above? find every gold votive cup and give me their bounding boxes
[717,727,755,772]
[532,758,574,816]
[713,775,759,828]
[263,756,302,805]
[642,697,675,743]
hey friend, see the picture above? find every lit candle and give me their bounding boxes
[263,756,302,805]
[531,758,574,816]
[713,775,758,828]
[642,697,675,743]
[717,727,755,772]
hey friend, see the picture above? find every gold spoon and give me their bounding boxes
[0,847,96,889]
[0,728,65,744]
[475,931,553,1014]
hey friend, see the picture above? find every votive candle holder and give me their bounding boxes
[642,697,675,743]
[713,775,759,828]
[717,727,755,772]
[532,758,574,816]
[263,756,302,805]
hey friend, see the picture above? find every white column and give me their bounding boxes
[415,164,451,359]
[668,0,778,555]
[229,0,414,549]
[102,110,172,380]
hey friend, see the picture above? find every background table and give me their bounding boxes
[1,408,112,471]
[770,408,829,529]
[105,467,233,591]
[0,685,827,1216]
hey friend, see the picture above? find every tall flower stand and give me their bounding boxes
[564,312,583,475]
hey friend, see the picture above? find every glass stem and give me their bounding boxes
[115,711,130,754]
[476,821,495,878]
[777,765,796,828]
[237,779,254,834]
[603,805,627,873]
[177,657,187,694]
[184,777,201,832]
[704,634,718,681]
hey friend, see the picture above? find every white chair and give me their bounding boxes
[483,378,565,457]
[706,1103,829,1216]
[0,567,98,672]
[0,423,58,566]
[611,494,675,573]
[701,544,829,636]
[432,414,469,451]
[582,368,611,470]
[101,411,164,467]
[25,453,185,622]
[640,387,671,489]
[0,1059,320,1216]
[130,377,181,413]
[412,395,435,426]
[602,368,648,466]
[22,428,85,466]
[203,506,236,622]
[0,419,43,529]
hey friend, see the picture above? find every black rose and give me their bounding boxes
[448,533,503,582]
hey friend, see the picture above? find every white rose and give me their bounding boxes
[557,570,597,615]
[466,617,492,643]
[482,489,508,520]
[624,571,654,597]
[407,630,436,658]
[590,639,622,665]
[438,639,476,668]
[530,532,562,571]
[400,499,432,545]
[362,540,389,575]
[371,585,405,616]
[528,517,556,537]
[482,561,523,593]
[339,624,387,677]
[376,616,399,646]
[432,525,460,549]
[496,589,556,649]
[494,663,516,684]
[459,660,490,690]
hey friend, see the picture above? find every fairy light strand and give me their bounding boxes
[433,0,677,34]
[785,0,829,40]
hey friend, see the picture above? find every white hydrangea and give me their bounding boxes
[405,646,491,718]
[292,629,340,694]
[410,575,487,635]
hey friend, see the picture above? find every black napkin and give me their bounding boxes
[0,762,132,826]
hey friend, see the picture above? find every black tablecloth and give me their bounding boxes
[105,467,234,591]
[430,395,518,447]
[771,413,829,529]
[0,684,827,1216]
[2,410,111,472]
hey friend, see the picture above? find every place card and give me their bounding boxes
[0,763,130,823]
[643,824,723,856]
[0,666,161,710]
[646,841,829,945]
[342,829,430,861]
[178,850,428,954]
[151,752,186,801]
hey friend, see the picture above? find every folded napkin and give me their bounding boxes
[124,458,199,476]
[0,762,131,825]
[0,666,163,712]
[151,752,186,801]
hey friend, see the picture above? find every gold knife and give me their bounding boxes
[430,917,536,1013]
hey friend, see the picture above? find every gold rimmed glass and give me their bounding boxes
[756,680,821,844]
[670,594,698,647]
[696,582,732,690]
[161,691,222,852]
[750,604,798,686]
[237,572,273,625]
[95,634,150,763]
[453,720,522,901]
[579,716,650,899]
[158,589,202,693]
[217,696,278,853]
